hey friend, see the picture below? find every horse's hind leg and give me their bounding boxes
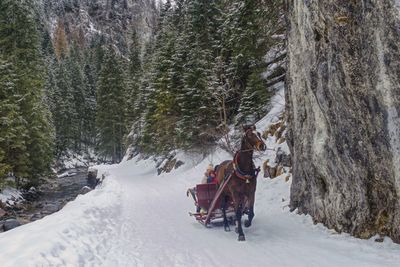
[221,194,230,232]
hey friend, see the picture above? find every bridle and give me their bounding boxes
[233,128,265,183]
[239,128,265,153]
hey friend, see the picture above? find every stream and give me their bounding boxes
[0,168,94,232]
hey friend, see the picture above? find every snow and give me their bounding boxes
[1,89,400,266]
[0,187,23,205]
[58,150,98,170]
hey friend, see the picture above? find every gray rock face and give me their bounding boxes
[36,0,158,54]
[286,1,400,242]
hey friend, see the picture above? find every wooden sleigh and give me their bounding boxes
[188,175,236,227]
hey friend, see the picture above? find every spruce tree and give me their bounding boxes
[135,43,157,153]
[237,67,270,124]
[220,0,276,125]
[0,0,54,185]
[125,30,142,131]
[82,51,97,151]
[66,42,85,152]
[96,47,127,163]
[0,57,29,185]
[52,59,74,155]
[140,1,178,154]
[176,0,221,148]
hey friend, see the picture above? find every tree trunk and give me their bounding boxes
[286,0,400,242]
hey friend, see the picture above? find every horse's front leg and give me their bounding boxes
[234,196,245,241]
[244,194,255,228]
[221,194,230,232]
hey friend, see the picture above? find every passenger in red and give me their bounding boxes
[202,164,217,184]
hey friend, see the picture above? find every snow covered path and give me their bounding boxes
[98,157,400,267]
[1,153,400,267]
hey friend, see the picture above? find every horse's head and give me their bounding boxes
[242,125,267,152]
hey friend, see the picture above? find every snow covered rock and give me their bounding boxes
[30,213,43,222]
[3,219,21,232]
[275,147,291,168]
[0,208,6,218]
[157,155,185,175]
[42,203,61,214]
[22,187,40,202]
[287,0,400,242]
[87,168,99,188]
[78,186,92,195]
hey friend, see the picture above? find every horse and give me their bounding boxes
[215,125,266,241]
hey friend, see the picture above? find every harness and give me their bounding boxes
[232,152,259,184]
[231,128,263,183]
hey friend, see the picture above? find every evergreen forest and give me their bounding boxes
[0,0,284,188]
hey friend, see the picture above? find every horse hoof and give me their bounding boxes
[244,220,251,228]
[224,226,231,232]
[238,235,246,241]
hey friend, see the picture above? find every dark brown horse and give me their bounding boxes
[216,125,266,241]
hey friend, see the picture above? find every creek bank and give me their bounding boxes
[0,168,101,232]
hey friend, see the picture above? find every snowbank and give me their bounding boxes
[56,150,98,171]
[0,174,122,267]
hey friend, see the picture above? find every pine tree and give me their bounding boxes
[125,30,142,131]
[52,59,74,155]
[82,50,97,151]
[139,1,179,154]
[220,0,276,125]
[237,67,270,124]
[175,0,221,148]
[96,47,127,163]
[66,42,85,152]
[134,43,157,153]
[0,0,54,185]
[0,57,29,185]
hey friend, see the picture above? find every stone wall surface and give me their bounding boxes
[286,0,400,242]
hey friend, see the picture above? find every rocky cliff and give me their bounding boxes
[36,0,158,53]
[286,0,400,242]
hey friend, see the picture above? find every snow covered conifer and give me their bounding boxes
[96,47,127,163]
[0,0,54,185]
[125,30,143,130]
[0,57,29,185]
[66,42,86,152]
